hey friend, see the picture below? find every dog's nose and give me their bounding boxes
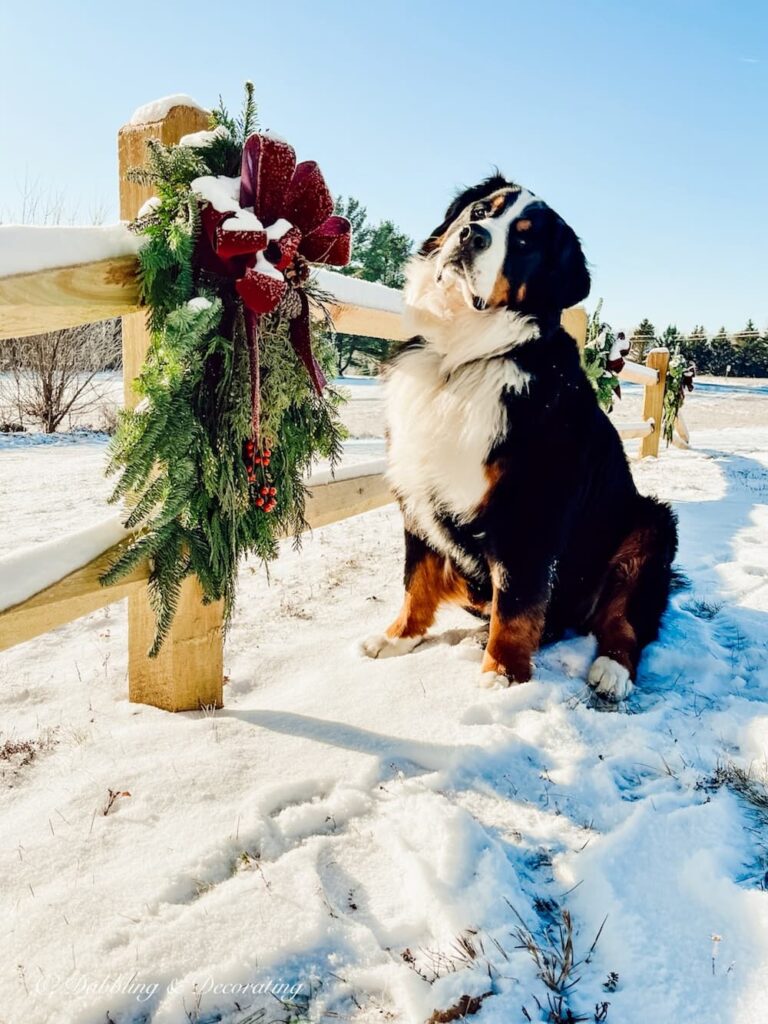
[459,223,491,252]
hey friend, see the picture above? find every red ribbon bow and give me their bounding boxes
[195,133,351,442]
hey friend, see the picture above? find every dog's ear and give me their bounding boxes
[545,218,590,311]
[419,173,510,256]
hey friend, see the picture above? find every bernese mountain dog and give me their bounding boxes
[362,174,677,702]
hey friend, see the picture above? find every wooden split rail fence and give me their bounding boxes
[0,101,671,711]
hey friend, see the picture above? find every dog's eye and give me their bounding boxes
[470,203,489,221]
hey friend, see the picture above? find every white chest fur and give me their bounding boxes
[384,341,530,570]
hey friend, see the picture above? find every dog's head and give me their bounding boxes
[418,174,590,318]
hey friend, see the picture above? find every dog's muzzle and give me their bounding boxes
[459,223,491,257]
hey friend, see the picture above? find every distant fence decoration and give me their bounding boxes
[0,98,673,712]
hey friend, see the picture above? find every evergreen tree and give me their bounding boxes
[733,319,760,348]
[681,325,710,373]
[362,220,413,288]
[660,324,683,349]
[739,333,768,377]
[334,196,373,263]
[331,196,413,375]
[629,319,657,362]
[709,327,733,375]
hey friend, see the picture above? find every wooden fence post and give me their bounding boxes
[562,307,588,351]
[119,101,225,712]
[640,347,670,458]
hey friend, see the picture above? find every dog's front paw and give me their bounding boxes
[480,650,532,685]
[360,633,423,660]
[478,670,508,689]
[588,656,634,702]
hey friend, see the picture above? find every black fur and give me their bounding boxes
[389,176,677,688]
[422,175,591,320]
[419,174,511,256]
[438,327,678,656]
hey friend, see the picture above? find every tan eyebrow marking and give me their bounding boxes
[516,219,532,232]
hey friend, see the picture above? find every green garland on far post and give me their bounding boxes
[102,86,345,654]
[661,349,695,445]
[581,299,624,412]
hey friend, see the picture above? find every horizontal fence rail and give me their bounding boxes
[0,462,392,654]
[0,98,672,710]
[0,246,586,348]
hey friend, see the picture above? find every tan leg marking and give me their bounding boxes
[386,553,481,638]
[590,527,654,674]
[481,594,546,683]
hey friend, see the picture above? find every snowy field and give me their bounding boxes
[2,393,768,1023]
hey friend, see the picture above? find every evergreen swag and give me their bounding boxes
[661,349,695,445]
[582,300,630,411]
[102,84,346,654]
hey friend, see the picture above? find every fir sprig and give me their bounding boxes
[205,81,259,176]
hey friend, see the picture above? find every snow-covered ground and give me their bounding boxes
[2,398,768,1022]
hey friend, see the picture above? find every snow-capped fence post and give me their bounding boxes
[118,101,226,712]
[640,347,670,458]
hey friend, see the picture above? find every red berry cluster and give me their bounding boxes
[243,440,277,513]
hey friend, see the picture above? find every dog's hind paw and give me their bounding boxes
[588,656,634,702]
[360,633,423,660]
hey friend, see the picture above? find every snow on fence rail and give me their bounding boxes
[0,99,670,712]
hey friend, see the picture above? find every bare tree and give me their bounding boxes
[0,176,117,433]
[0,172,108,227]
[2,320,121,433]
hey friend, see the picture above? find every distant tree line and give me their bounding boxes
[629,319,768,377]
[327,196,768,381]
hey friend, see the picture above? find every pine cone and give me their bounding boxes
[284,253,311,287]
[281,289,302,320]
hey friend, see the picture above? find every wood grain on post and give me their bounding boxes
[0,257,140,341]
[640,348,670,458]
[119,103,210,410]
[562,306,587,350]
[0,551,147,653]
[117,104,211,222]
[119,102,225,712]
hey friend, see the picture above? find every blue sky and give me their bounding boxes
[1,0,766,333]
